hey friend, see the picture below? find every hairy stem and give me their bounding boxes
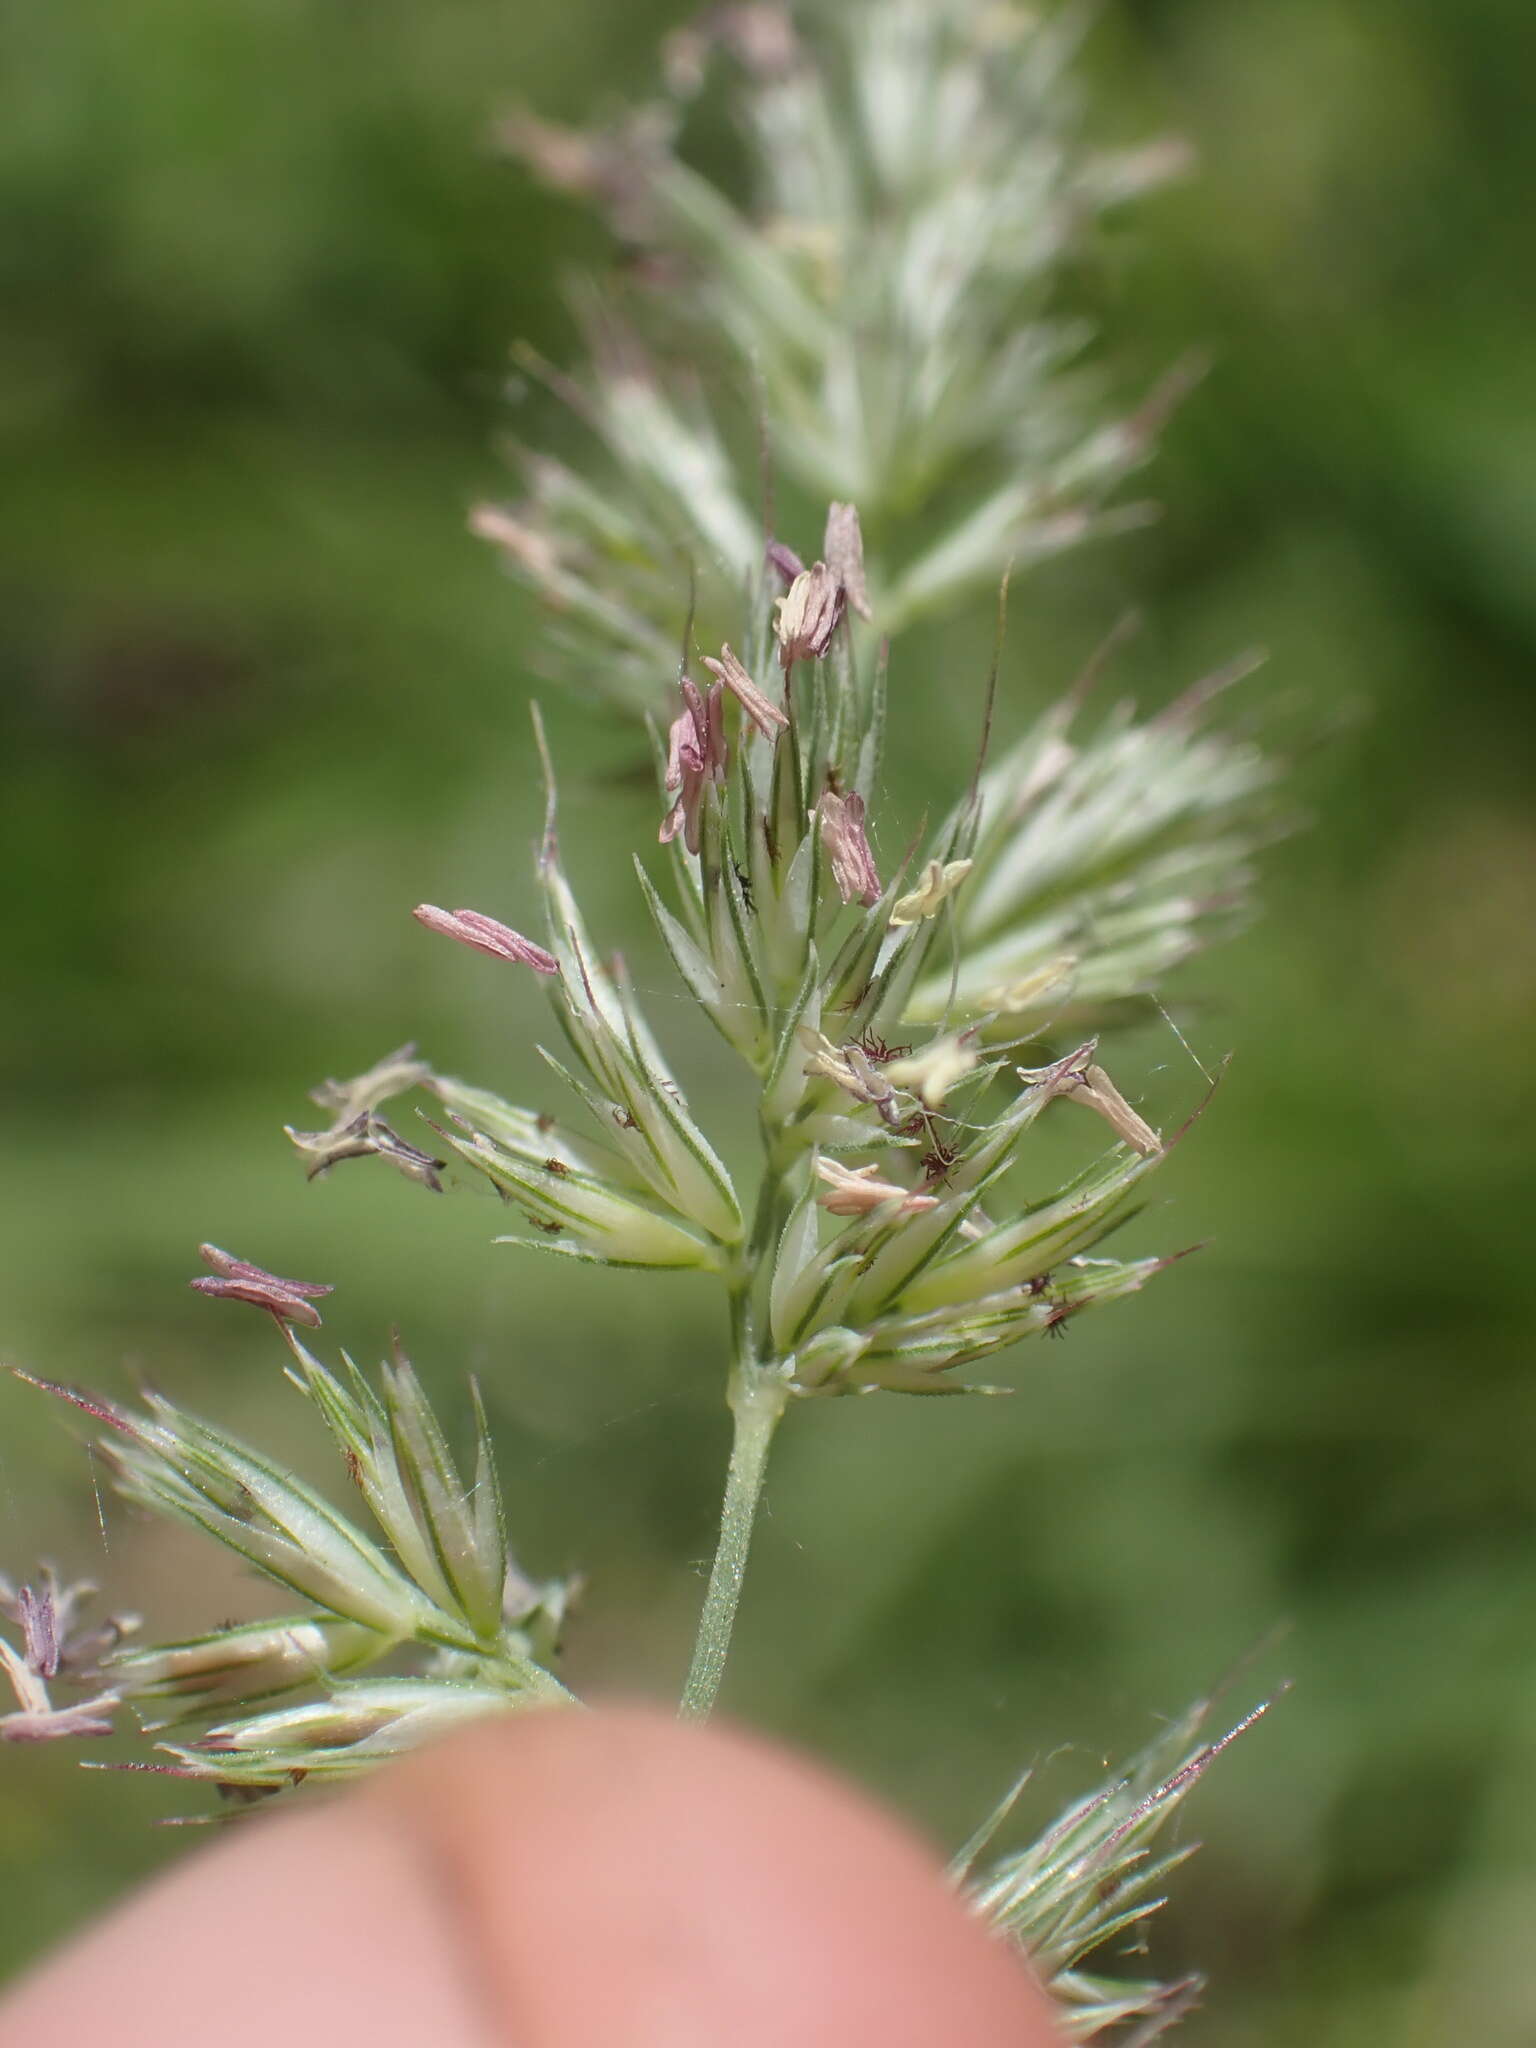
[680,1356,789,1720]
[679,1128,801,1719]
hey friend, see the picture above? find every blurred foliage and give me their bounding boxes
[2,0,1534,2041]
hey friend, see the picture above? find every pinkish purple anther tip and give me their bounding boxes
[660,677,728,854]
[774,561,844,667]
[815,790,882,908]
[764,538,806,585]
[412,906,559,976]
[191,1246,334,1328]
[197,1245,333,1297]
[701,646,788,743]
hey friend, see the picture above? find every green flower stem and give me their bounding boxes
[680,1355,789,1721]
[679,1125,806,1720]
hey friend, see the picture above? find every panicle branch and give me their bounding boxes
[10,1265,575,1791]
[485,1,1196,706]
[958,1694,1280,2041]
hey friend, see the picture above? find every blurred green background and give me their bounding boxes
[3,1,1534,2041]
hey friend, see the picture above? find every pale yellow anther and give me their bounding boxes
[775,562,842,665]
[979,955,1078,1015]
[1070,1065,1163,1157]
[798,1030,900,1121]
[1017,1053,1163,1157]
[889,858,974,927]
[814,1157,938,1219]
[884,1036,979,1109]
[798,1028,861,1093]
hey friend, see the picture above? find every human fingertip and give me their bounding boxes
[0,1706,1063,2048]
[370,1702,1062,2047]
[0,1792,501,2048]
